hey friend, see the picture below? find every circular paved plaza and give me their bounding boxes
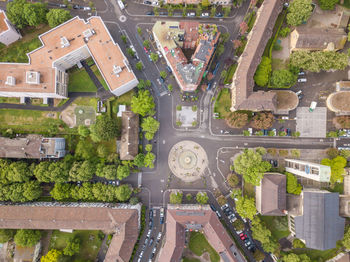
[168,140,208,182]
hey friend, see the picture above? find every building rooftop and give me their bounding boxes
[158,204,238,262]
[256,173,286,216]
[0,11,9,33]
[0,202,139,262]
[0,16,137,97]
[120,111,139,160]
[0,135,66,159]
[231,0,283,111]
[294,190,345,250]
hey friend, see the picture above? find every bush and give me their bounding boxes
[227,173,239,187]
[279,27,290,37]
[186,193,192,201]
[326,148,339,159]
[293,238,306,248]
[254,56,271,87]
[176,105,182,111]
[217,195,227,206]
[270,69,296,88]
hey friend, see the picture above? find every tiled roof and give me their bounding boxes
[0,11,8,33]
[120,111,139,160]
[158,205,238,262]
[231,0,282,111]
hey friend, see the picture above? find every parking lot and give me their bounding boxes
[296,107,327,138]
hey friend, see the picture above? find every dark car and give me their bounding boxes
[149,237,154,246]
[298,93,304,100]
[144,0,152,4]
[166,66,172,73]
[215,13,223,17]
[149,209,153,220]
[73,4,81,9]
[160,216,164,224]
[286,128,291,136]
[210,204,216,212]
[159,77,164,83]
[159,12,167,16]
[146,11,154,16]
[149,219,153,229]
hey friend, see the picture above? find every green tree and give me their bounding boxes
[232,219,245,231]
[254,56,271,87]
[46,9,71,28]
[126,48,135,57]
[143,40,150,49]
[145,80,151,87]
[220,33,230,44]
[97,144,108,158]
[170,190,183,204]
[342,226,350,249]
[293,238,306,248]
[69,161,95,181]
[145,132,155,141]
[131,90,155,116]
[210,6,216,17]
[220,70,227,80]
[96,164,117,180]
[340,150,350,159]
[50,183,71,200]
[283,253,301,262]
[144,152,155,168]
[41,249,62,262]
[14,229,41,247]
[150,53,159,63]
[129,196,139,205]
[251,217,278,253]
[6,0,28,28]
[115,184,132,202]
[117,165,130,180]
[141,117,160,135]
[196,191,208,204]
[286,172,302,195]
[23,181,42,201]
[216,44,225,57]
[227,173,239,187]
[8,161,32,182]
[321,156,347,183]
[318,0,338,10]
[121,35,127,44]
[270,69,296,88]
[0,229,16,243]
[253,249,265,261]
[160,71,167,79]
[145,144,153,152]
[90,115,119,142]
[24,2,47,27]
[287,0,312,26]
[202,0,210,8]
[33,162,51,182]
[168,84,173,92]
[63,237,80,256]
[78,125,90,137]
[135,61,143,71]
[75,139,96,160]
[235,196,257,220]
[137,27,142,35]
[133,153,145,168]
[234,149,271,186]
[326,148,339,159]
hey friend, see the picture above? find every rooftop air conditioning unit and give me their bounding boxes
[5,76,15,86]
[113,65,122,75]
[60,37,70,48]
[83,29,93,38]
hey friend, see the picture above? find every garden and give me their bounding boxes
[213,88,231,119]
[187,231,220,262]
[67,67,97,93]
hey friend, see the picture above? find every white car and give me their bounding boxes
[152,1,159,5]
[157,231,162,240]
[83,6,91,10]
[297,78,307,83]
[156,50,162,58]
[201,12,209,17]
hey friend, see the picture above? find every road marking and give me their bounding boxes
[119,15,127,22]
[162,140,165,144]
[160,179,164,182]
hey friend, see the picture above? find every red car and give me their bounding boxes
[239,233,247,240]
[144,47,149,53]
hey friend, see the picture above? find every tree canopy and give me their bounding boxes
[90,115,119,142]
[7,0,47,28]
[133,153,145,168]
[227,173,239,188]
[0,229,16,243]
[286,172,302,195]
[318,0,338,10]
[342,226,350,249]
[251,217,279,253]
[196,192,209,204]
[68,161,95,181]
[321,156,346,183]
[287,0,313,26]
[131,90,155,116]
[235,196,257,220]
[117,165,130,180]
[270,69,296,88]
[234,149,271,185]
[40,249,62,262]
[96,164,117,180]
[46,9,71,28]
[170,190,183,204]
[63,237,80,256]
[254,56,271,87]
[144,152,155,169]
[141,117,160,139]
[14,229,41,247]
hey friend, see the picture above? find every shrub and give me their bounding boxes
[186,193,192,201]
[293,238,306,248]
[254,56,271,87]
[176,105,182,111]
[279,27,290,37]
[227,173,239,187]
[279,150,289,157]
[217,195,227,206]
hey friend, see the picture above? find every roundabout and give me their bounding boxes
[168,140,208,182]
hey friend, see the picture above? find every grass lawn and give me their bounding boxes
[260,216,290,241]
[183,257,200,262]
[189,232,220,262]
[214,88,231,119]
[0,97,20,104]
[291,247,340,262]
[243,182,255,198]
[74,106,96,126]
[74,97,98,108]
[91,65,109,91]
[224,64,237,85]
[49,230,104,262]
[68,68,97,93]
[0,25,49,63]
[0,109,69,134]
[109,90,135,117]
[271,58,288,71]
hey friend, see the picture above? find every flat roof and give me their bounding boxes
[0,11,8,33]
[0,16,136,95]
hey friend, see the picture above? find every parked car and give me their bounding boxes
[73,4,81,9]
[147,229,152,238]
[59,4,67,7]
[286,128,291,136]
[239,233,247,240]
[297,78,307,83]
[272,128,277,136]
[298,71,306,76]
[187,12,195,17]
[149,219,153,229]
[215,13,223,17]
[152,1,158,5]
[295,90,302,96]
[144,47,149,53]
[221,204,229,210]
[144,237,149,245]
[149,237,154,246]
[83,6,91,10]
[144,0,151,4]
[210,204,217,212]
[166,66,172,73]
[298,93,304,100]
[149,209,153,220]
[146,11,154,15]
[309,101,317,112]
[215,211,222,218]
[157,232,162,241]
[160,207,164,224]
[281,116,289,120]
[152,246,157,253]
[149,33,154,41]
[201,12,209,17]
[159,11,167,16]
[248,128,253,135]
[156,50,162,58]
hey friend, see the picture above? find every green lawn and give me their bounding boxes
[74,106,96,126]
[189,232,220,262]
[183,257,200,262]
[224,64,237,85]
[68,68,97,92]
[271,58,288,71]
[214,88,231,119]
[91,65,109,91]
[0,25,49,63]
[260,216,290,241]
[74,97,98,108]
[109,90,135,117]
[0,97,20,104]
[49,230,104,262]
[291,247,340,262]
[0,109,69,134]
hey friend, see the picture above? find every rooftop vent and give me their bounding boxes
[113,65,122,77]
[60,36,70,48]
[5,76,15,86]
[83,29,93,38]
[26,71,40,85]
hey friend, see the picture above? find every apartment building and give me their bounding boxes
[0,16,138,101]
[285,159,331,182]
[0,10,21,46]
[153,21,219,92]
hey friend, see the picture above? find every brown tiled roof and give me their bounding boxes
[158,205,238,262]
[256,173,286,216]
[0,11,8,33]
[0,16,137,96]
[0,203,139,262]
[120,111,139,160]
[231,0,283,111]
[237,91,277,111]
[291,27,347,50]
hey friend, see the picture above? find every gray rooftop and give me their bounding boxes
[194,40,212,62]
[294,190,345,250]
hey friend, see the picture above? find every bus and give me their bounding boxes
[117,0,125,10]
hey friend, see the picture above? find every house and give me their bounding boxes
[0,135,66,159]
[119,111,139,160]
[285,159,331,182]
[0,16,138,101]
[153,21,220,92]
[288,190,345,250]
[0,10,21,46]
[230,0,283,112]
[290,27,347,52]
[157,204,239,262]
[0,202,140,262]
[256,173,286,216]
